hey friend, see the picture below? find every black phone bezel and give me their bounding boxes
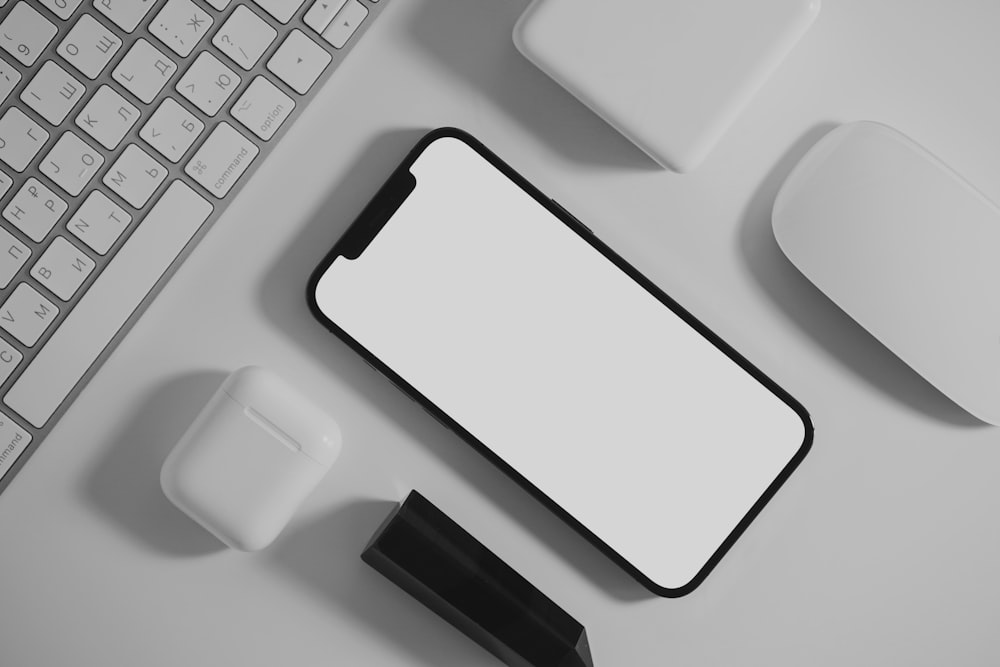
[306,127,813,598]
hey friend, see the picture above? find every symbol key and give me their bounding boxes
[176,52,241,116]
[151,0,213,58]
[139,98,204,163]
[213,5,277,70]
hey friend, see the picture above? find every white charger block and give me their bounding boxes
[514,0,821,172]
[161,366,342,551]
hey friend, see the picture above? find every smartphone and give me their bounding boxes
[307,128,812,597]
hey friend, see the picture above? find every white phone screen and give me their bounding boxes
[312,134,809,594]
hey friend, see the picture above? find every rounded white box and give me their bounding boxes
[161,366,342,551]
[514,0,821,172]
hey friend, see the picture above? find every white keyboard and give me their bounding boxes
[0,0,387,492]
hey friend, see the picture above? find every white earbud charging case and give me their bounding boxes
[161,366,342,551]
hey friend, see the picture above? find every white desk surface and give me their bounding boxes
[2,1,999,665]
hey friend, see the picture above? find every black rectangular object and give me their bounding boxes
[362,491,593,667]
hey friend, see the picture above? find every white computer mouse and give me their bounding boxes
[772,121,1000,425]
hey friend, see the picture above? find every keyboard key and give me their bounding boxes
[0,57,22,104]
[252,0,304,24]
[0,170,12,198]
[38,0,86,20]
[150,0,212,58]
[20,61,87,126]
[0,226,30,288]
[58,14,124,79]
[4,178,67,242]
[0,3,58,67]
[0,412,31,482]
[322,0,367,49]
[0,0,385,493]
[112,39,177,104]
[139,97,203,163]
[267,30,330,94]
[0,338,23,385]
[94,0,159,33]
[213,5,277,71]
[0,282,59,346]
[231,76,294,141]
[185,122,258,198]
[75,85,140,150]
[67,190,131,255]
[30,236,96,301]
[304,0,347,34]
[176,52,240,116]
[103,144,167,208]
[5,181,212,428]
[39,132,104,197]
[0,108,49,172]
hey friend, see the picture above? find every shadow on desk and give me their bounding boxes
[405,0,659,172]
[82,371,229,557]
[257,129,653,604]
[269,499,490,666]
[738,122,985,428]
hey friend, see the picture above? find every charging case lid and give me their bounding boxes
[514,0,820,172]
[222,366,342,467]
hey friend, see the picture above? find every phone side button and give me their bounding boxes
[550,199,593,235]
